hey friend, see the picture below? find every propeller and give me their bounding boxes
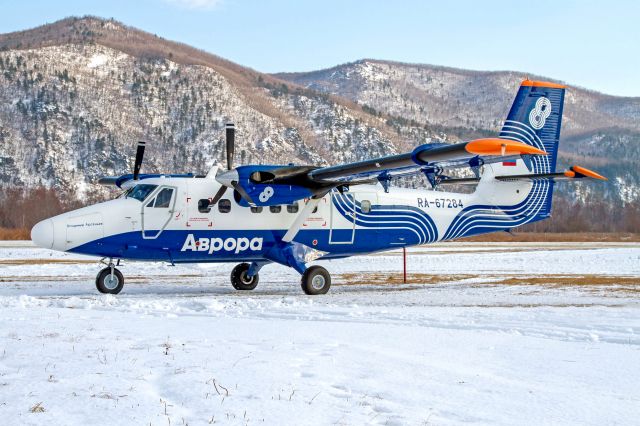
[225,123,235,171]
[213,122,255,206]
[133,141,146,180]
[207,122,246,207]
[97,140,147,186]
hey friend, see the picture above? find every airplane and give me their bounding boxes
[30,80,607,295]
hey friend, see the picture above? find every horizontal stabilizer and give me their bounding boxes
[495,165,607,182]
[437,165,607,186]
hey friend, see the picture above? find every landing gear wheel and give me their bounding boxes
[95,267,124,294]
[301,265,331,295]
[230,263,259,291]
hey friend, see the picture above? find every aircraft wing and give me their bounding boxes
[305,138,547,184]
[219,137,551,207]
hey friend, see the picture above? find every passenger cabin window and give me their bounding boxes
[361,200,372,214]
[154,188,174,208]
[198,199,211,213]
[286,203,299,213]
[251,206,263,213]
[269,205,282,213]
[218,199,231,213]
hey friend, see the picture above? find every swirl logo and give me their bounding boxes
[528,97,552,130]
[258,186,275,203]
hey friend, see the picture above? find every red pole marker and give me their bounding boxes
[403,247,407,284]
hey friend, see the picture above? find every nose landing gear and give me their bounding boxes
[230,262,259,290]
[96,259,124,294]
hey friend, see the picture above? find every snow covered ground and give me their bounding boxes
[0,241,639,425]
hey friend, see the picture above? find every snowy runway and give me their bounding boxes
[1,242,639,425]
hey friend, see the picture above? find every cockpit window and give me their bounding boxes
[127,184,158,202]
[153,188,174,208]
[119,188,133,199]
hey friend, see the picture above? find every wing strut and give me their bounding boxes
[282,196,325,243]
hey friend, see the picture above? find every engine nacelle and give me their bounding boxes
[232,165,314,207]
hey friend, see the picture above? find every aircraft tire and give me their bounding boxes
[95,267,125,294]
[230,263,259,290]
[300,265,331,295]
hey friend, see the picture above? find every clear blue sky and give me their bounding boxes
[1,0,638,96]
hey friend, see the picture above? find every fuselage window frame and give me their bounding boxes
[218,199,232,213]
[198,199,211,213]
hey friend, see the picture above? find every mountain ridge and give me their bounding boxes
[275,58,640,135]
[277,57,640,100]
[0,16,638,233]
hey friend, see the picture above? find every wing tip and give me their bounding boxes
[465,138,548,156]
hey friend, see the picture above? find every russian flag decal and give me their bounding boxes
[502,160,517,166]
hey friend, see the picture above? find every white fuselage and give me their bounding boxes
[31,163,534,263]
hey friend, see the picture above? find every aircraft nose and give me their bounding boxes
[31,219,54,249]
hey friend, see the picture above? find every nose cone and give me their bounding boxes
[31,219,54,249]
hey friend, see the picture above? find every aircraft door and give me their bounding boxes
[141,186,177,239]
[329,190,379,245]
[329,191,355,244]
[353,191,378,244]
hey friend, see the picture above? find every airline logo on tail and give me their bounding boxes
[529,97,551,129]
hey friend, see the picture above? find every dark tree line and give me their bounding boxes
[522,195,640,233]
[0,187,107,238]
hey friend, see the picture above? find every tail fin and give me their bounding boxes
[497,80,566,219]
[443,81,568,240]
[498,80,566,174]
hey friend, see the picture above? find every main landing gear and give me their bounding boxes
[96,259,124,294]
[300,265,331,295]
[228,262,331,295]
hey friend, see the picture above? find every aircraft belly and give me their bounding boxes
[69,229,283,261]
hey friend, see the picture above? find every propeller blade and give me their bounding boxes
[231,181,256,206]
[225,123,235,170]
[133,141,146,180]
[209,185,228,206]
